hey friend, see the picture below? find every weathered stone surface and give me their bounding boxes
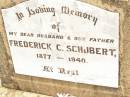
[0,80,50,97]
[0,0,12,8]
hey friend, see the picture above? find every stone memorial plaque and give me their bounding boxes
[1,0,119,88]
[2,0,129,97]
